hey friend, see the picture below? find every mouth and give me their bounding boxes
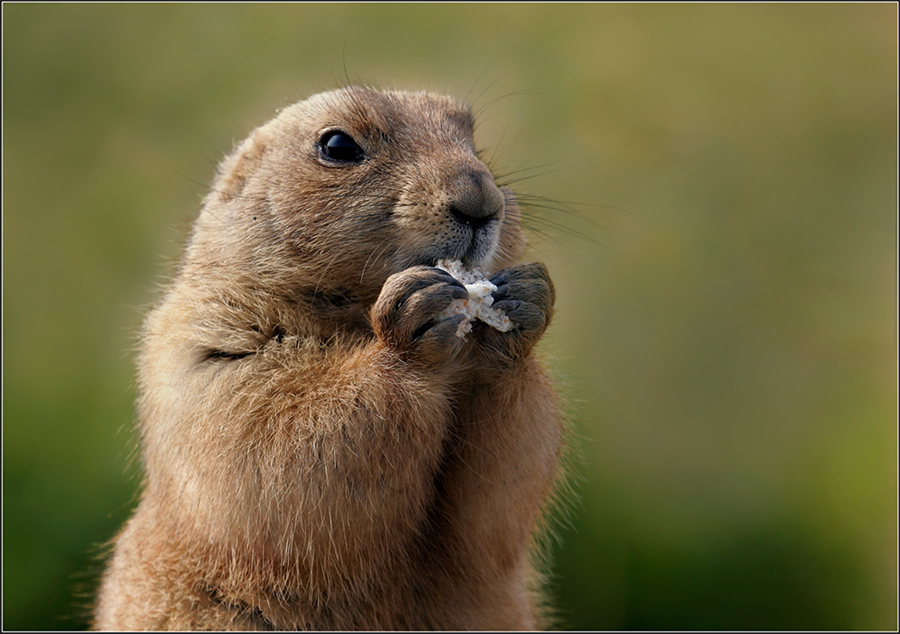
[420,232,495,270]
[395,216,501,276]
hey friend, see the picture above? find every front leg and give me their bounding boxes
[475,262,556,370]
[418,262,563,629]
[97,269,473,630]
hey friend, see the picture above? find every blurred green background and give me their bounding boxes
[3,3,896,630]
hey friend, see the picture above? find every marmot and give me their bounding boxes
[94,86,564,631]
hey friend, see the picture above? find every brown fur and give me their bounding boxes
[94,86,564,631]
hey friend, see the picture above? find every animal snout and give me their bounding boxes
[446,169,505,229]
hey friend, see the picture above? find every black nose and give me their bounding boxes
[447,169,504,229]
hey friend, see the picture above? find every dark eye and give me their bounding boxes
[318,130,364,164]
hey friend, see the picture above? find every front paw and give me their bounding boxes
[476,262,555,364]
[372,266,468,365]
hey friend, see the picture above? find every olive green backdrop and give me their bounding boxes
[3,3,896,631]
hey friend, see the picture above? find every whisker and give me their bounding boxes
[480,124,510,172]
[497,159,595,187]
[465,37,531,106]
[473,89,547,122]
[313,247,347,296]
[515,196,608,233]
[359,238,393,285]
[519,212,600,245]
[492,159,568,183]
[470,72,513,116]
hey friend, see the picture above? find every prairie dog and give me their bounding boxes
[94,86,563,631]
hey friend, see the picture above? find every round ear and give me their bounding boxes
[208,130,268,205]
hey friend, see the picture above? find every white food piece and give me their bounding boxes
[435,259,514,339]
